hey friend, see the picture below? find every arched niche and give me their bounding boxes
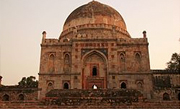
[48,54,55,73]
[82,50,107,76]
[137,82,143,89]
[120,53,125,62]
[135,53,141,62]
[18,94,25,101]
[47,82,54,92]
[119,52,126,71]
[2,94,10,101]
[63,53,71,73]
[64,54,70,64]
[121,82,126,89]
[63,83,69,89]
[163,93,170,101]
[134,52,142,72]
[82,50,107,67]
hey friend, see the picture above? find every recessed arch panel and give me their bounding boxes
[82,50,108,89]
[82,50,107,66]
[163,93,170,100]
[2,94,10,101]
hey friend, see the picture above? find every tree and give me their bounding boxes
[18,76,38,88]
[166,53,180,70]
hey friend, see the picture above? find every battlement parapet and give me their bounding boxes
[44,39,59,44]
[151,70,179,74]
[117,38,148,45]
[41,39,72,46]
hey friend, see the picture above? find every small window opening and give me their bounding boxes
[121,82,126,89]
[64,83,69,89]
[163,93,170,100]
[112,76,115,79]
[92,66,97,76]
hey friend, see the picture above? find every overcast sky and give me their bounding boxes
[0,0,180,85]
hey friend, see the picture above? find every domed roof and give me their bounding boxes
[63,1,127,31]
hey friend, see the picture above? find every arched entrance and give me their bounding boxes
[82,50,107,89]
[18,94,25,101]
[2,94,9,101]
[163,93,170,100]
[63,83,69,89]
[121,82,126,89]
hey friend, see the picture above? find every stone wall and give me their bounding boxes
[152,70,180,101]
[0,86,39,101]
[0,101,179,109]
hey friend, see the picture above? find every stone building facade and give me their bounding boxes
[0,86,38,102]
[38,1,153,99]
[0,1,179,106]
[152,70,180,101]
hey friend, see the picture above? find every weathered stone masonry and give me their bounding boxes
[0,1,179,108]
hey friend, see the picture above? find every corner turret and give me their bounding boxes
[143,31,147,38]
[42,31,46,43]
[0,76,2,86]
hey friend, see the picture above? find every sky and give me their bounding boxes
[0,0,180,85]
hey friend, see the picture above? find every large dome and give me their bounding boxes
[63,1,127,31]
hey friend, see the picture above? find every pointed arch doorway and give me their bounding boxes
[82,50,107,89]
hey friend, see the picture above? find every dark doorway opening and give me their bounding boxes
[92,66,97,76]
[3,94,9,101]
[178,93,180,100]
[121,82,126,89]
[64,83,69,89]
[18,94,24,101]
[163,93,170,100]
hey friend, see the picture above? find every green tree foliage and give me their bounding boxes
[166,53,180,70]
[18,76,38,88]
